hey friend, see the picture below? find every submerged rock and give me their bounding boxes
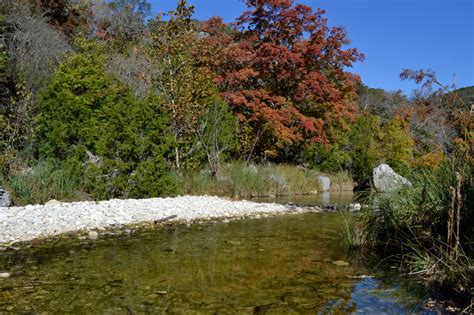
[332,260,349,266]
[373,164,411,193]
[0,188,11,207]
[317,176,331,192]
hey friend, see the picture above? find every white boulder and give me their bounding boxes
[317,176,331,192]
[373,164,411,193]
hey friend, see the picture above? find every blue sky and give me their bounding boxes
[148,0,473,96]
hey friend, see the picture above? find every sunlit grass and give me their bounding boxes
[1,159,86,206]
[176,161,352,198]
[359,156,473,292]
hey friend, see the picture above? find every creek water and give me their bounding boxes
[251,191,356,206]
[0,198,429,313]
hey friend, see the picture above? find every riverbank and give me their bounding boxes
[0,195,321,246]
[1,161,353,206]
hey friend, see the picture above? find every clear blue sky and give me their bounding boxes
[149,0,473,96]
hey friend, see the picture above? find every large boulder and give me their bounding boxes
[317,176,331,192]
[373,164,411,193]
[0,188,11,207]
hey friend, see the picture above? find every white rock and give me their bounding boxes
[45,199,61,206]
[373,164,411,193]
[88,231,99,240]
[317,176,331,192]
[348,203,361,212]
[0,272,10,278]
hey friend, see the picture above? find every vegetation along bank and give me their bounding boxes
[0,0,472,307]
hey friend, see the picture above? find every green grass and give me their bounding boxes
[176,161,351,198]
[358,156,473,294]
[0,160,87,206]
[323,171,354,191]
[338,212,367,249]
[1,159,354,205]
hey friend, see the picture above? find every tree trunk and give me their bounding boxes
[246,127,263,165]
[175,146,180,170]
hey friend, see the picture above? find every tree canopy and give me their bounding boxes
[201,0,363,160]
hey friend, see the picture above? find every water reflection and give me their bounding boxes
[251,191,354,205]
[0,213,425,313]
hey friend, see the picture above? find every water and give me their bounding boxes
[0,212,427,313]
[251,191,355,206]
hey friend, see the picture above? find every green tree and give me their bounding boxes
[0,14,10,172]
[37,40,176,199]
[147,0,215,170]
[305,140,350,173]
[0,41,6,77]
[349,114,414,189]
[196,98,237,177]
[381,117,414,170]
[349,114,383,189]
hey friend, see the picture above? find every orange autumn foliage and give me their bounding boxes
[200,0,364,157]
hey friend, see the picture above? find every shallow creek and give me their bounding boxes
[0,209,428,313]
[251,191,355,206]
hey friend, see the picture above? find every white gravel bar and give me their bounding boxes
[0,195,298,245]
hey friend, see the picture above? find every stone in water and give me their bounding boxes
[317,176,331,192]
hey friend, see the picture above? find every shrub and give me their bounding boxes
[36,40,176,200]
[349,114,383,188]
[349,114,414,189]
[305,142,350,173]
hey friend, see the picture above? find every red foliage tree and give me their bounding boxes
[202,0,364,160]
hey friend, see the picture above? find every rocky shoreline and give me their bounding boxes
[0,195,322,247]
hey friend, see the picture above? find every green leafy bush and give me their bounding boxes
[349,114,414,189]
[36,41,176,200]
[305,141,350,173]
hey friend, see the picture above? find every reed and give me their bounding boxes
[359,156,473,293]
[176,161,351,198]
[0,159,85,206]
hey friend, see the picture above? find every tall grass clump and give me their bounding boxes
[0,159,86,206]
[177,161,329,197]
[360,156,473,293]
[339,212,368,249]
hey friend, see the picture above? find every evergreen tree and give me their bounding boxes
[37,40,176,199]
